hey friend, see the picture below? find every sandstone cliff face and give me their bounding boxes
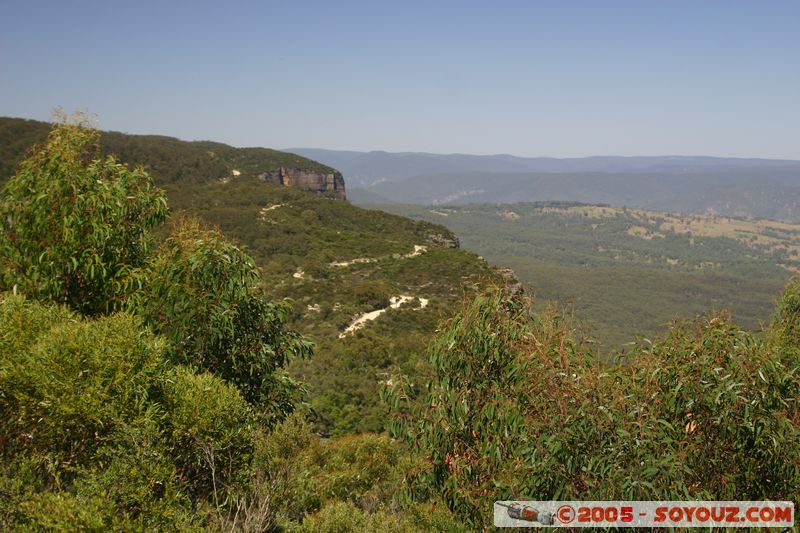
[259,167,346,200]
[427,233,460,249]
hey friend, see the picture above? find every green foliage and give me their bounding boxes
[0,295,166,479]
[377,202,795,351]
[20,476,200,532]
[635,315,800,501]
[3,117,799,532]
[0,118,332,530]
[19,491,115,532]
[0,118,51,186]
[251,415,409,522]
[0,294,262,530]
[130,217,313,420]
[161,366,254,502]
[384,289,800,528]
[220,413,465,532]
[0,295,202,529]
[69,427,199,531]
[352,280,392,311]
[0,118,168,315]
[0,116,502,435]
[289,501,402,533]
[288,500,467,533]
[159,177,497,434]
[771,276,800,345]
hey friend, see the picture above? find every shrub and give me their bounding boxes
[771,277,800,353]
[59,420,199,531]
[635,316,800,501]
[0,294,253,530]
[237,414,447,529]
[352,280,391,311]
[0,294,166,479]
[289,500,468,533]
[20,491,114,532]
[301,433,405,512]
[0,295,201,529]
[160,366,254,503]
[288,501,407,533]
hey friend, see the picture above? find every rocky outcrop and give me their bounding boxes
[495,267,525,299]
[259,167,346,200]
[427,233,460,249]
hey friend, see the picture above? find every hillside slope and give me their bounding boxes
[162,178,500,434]
[0,119,503,435]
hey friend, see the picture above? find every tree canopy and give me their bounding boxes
[384,289,800,527]
[0,116,168,315]
[130,217,313,422]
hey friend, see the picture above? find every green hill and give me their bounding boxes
[163,178,499,434]
[0,117,502,435]
[0,117,335,186]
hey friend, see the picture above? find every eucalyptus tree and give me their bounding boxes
[0,116,168,315]
[130,217,314,422]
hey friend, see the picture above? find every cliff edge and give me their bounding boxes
[259,167,346,200]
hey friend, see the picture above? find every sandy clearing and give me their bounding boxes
[331,244,427,267]
[259,204,285,221]
[404,245,427,258]
[330,257,377,267]
[338,295,428,338]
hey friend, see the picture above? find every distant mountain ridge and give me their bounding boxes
[287,147,800,184]
[288,148,800,222]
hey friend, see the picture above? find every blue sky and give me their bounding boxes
[2,1,798,158]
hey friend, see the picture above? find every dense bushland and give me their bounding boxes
[377,202,797,351]
[129,216,313,423]
[2,118,797,531]
[0,295,243,530]
[0,118,465,530]
[0,116,503,436]
[0,116,335,189]
[383,288,800,528]
[163,176,497,435]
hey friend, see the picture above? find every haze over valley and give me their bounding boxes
[292,148,800,222]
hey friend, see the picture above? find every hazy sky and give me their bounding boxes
[2,1,798,158]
